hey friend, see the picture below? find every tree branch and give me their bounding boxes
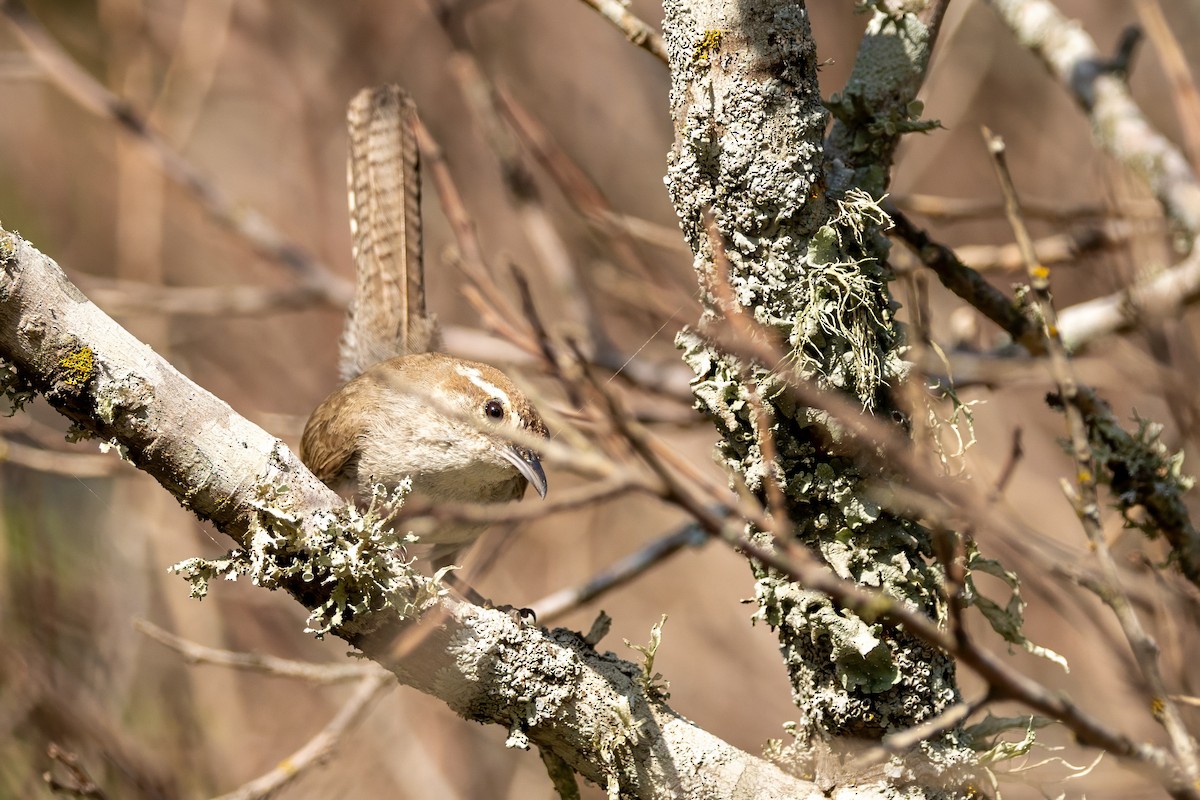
[0,227,821,799]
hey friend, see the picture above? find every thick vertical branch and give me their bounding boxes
[662,0,971,789]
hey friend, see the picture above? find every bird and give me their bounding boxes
[299,84,547,569]
[300,351,548,566]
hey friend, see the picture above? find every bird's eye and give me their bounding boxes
[484,399,505,420]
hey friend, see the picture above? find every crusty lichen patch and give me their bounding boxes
[57,346,96,389]
[447,609,581,732]
[692,29,723,64]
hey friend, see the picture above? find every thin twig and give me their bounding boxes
[892,193,1160,224]
[990,428,1024,501]
[0,3,350,308]
[573,0,668,64]
[135,619,381,683]
[885,202,1042,353]
[1134,0,1200,171]
[410,119,539,355]
[531,522,708,622]
[210,673,393,800]
[79,277,326,317]
[44,744,107,800]
[985,126,1200,794]
[948,223,1135,273]
[986,0,1200,349]
[538,746,582,800]
[430,5,610,351]
[0,436,120,477]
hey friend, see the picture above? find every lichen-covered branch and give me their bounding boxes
[0,227,820,799]
[662,0,973,790]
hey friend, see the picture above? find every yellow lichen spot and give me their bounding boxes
[1077,469,1092,484]
[59,346,96,388]
[693,29,724,64]
[1032,264,1050,282]
[1150,696,1165,717]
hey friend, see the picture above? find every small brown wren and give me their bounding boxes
[299,85,548,567]
[300,352,548,565]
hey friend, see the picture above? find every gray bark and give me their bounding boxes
[662,0,974,790]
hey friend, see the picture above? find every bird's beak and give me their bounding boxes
[501,444,548,499]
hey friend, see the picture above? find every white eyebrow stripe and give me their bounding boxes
[455,364,511,406]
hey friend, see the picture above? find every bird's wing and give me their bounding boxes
[299,378,370,487]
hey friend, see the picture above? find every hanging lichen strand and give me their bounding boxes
[663,0,967,772]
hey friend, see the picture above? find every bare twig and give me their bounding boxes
[211,673,393,800]
[985,127,1200,794]
[892,193,1160,224]
[573,0,668,64]
[0,3,350,308]
[428,6,609,352]
[531,522,708,622]
[539,746,582,800]
[78,277,325,317]
[43,744,107,800]
[1134,0,1200,171]
[949,223,1135,273]
[495,86,680,298]
[135,619,381,683]
[0,436,120,477]
[986,0,1200,348]
[886,202,1043,353]
[990,428,1024,501]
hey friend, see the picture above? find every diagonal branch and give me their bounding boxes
[0,226,821,800]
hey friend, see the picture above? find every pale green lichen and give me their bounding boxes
[966,714,1053,762]
[448,615,587,779]
[962,544,1067,671]
[623,614,670,701]
[922,350,982,476]
[826,8,942,191]
[171,481,442,638]
[594,693,640,800]
[1063,402,1198,563]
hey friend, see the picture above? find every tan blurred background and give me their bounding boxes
[1,0,1198,797]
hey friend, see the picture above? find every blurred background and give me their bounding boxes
[0,0,1198,797]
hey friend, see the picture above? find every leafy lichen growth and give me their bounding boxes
[171,481,443,638]
[623,614,670,701]
[962,544,1067,670]
[0,358,37,414]
[825,92,939,164]
[1049,392,1200,583]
